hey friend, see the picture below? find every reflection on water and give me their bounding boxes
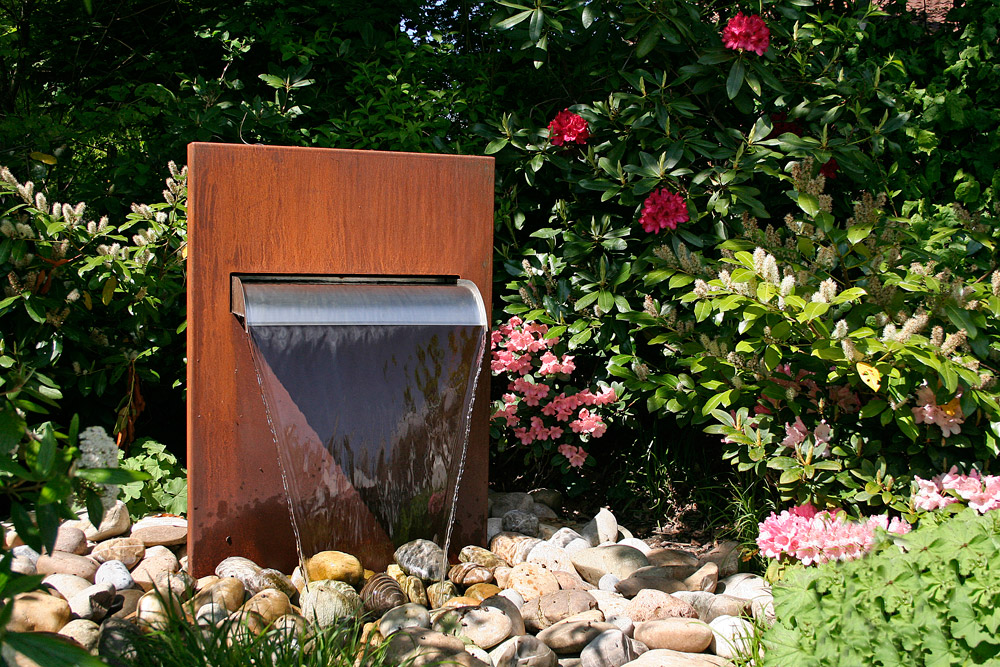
[247,322,485,575]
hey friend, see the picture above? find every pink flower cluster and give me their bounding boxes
[911,385,964,437]
[722,13,770,56]
[547,109,590,146]
[757,503,911,566]
[558,444,588,467]
[755,364,860,417]
[490,317,618,468]
[913,466,1000,513]
[780,416,831,449]
[639,188,689,234]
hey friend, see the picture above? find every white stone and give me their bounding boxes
[708,615,754,659]
[617,538,651,555]
[95,560,135,592]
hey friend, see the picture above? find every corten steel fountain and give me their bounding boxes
[186,143,494,578]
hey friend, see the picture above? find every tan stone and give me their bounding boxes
[682,562,718,593]
[449,561,494,586]
[635,618,714,653]
[91,537,146,568]
[7,592,71,632]
[66,501,131,541]
[130,545,180,591]
[537,619,617,654]
[35,552,99,581]
[507,562,560,602]
[305,550,364,586]
[625,590,698,622]
[242,588,291,624]
[52,525,89,556]
[41,573,93,600]
[521,589,598,632]
[191,576,246,612]
[465,583,502,602]
[130,515,187,547]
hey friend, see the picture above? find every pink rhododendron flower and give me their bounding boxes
[639,188,689,233]
[757,504,910,565]
[914,466,1000,514]
[820,158,839,180]
[781,416,809,448]
[722,13,770,56]
[548,109,590,146]
[558,444,589,467]
[491,403,520,427]
[911,384,964,437]
[570,408,607,438]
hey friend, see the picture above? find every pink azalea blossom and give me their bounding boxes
[558,444,589,467]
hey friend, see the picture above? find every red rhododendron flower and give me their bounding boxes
[547,109,590,146]
[768,112,803,139]
[722,13,770,56]
[820,158,839,180]
[639,188,689,233]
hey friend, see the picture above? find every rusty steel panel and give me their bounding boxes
[187,143,494,576]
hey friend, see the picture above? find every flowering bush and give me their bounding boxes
[490,316,621,474]
[757,503,910,566]
[639,189,689,234]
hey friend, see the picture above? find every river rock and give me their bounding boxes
[699,541,741,578]
[427,581,459,608]
[645,550,699,579]
[482,594,526,635]
[42,573,93,600]
[581,509,619,547]
[554,569,594,591]
[607,614,633,636]
[634,618,713,653]
[132,545,180,591]
[588,590,630,619]
[193,576,246,612]
[616,538,651,555]
[301,579,363,627]
[495,566,513,589]
[70,501,131,541]
[549,527,586,549]
[385,627,485,667]
[215,556,260,590]
[91,537,146,568]
[490,634,558,667]
[361,572,408,616]
[7,592,71,632]
[14,544,40,564]
[461,545,510,569]
[130,515,187,547]
[462,582,499,602]
[404,575,429,606]
[625,591,697,622]
[97,616,143,663]
[459,604,516,649]
[303,551,363,586]
[51,525,89,556]
[490,491,535,518]
[11,555,35,576]
[580,628,647,667]
[624,649,730,666]
[488,518,504,544]
[498,588,525,610]
[503,509,540,537]
[708,615,754,659]
[527,542,576,574]
[243,588,291,624]
[538,523,561,540]
[522,590,598,632]
[152,571,195,600]
[136,589,178,631]
[58,618,101,652]
[492,533,543,565]
[196,602,229,626]
[572,546,649,585]
[508,562,561,601]
[249,568,297,598]
[670,592,750,623]
[716,573,768,600]
[68,581,117,621]
[36,552,100,581]
[529,488,563,510]
[450,561,494,586]
[537,619,617,654]
[599,574,620,592]
[380,602,432,636]
[682,563,718,593]
[616,575,686,598]
[112,588,145,619]
[532,503,559,521]
[395,539,446,582]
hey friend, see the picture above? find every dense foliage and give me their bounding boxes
[763,506,1000,665]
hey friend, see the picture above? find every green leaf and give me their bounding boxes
[582,5,597,28]
[75,468,152,484]
[597,291,614,313]
[944,304,978,339]
[636,27,660,58]
[797,192,819,217]
[4,631,108,667]
[847,224,873,245]
[496,9,532,29]
[0,408,23,456]
[102,276,118,306]
[484,138,508,154]
[529,7,544,42]
[694,299,711,322]
[258,73,286,89]
[726,59,745,100]
[799,301,830,321]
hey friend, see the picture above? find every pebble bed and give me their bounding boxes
[3,490,775,666]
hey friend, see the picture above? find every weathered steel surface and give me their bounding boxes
[187,143,494,577]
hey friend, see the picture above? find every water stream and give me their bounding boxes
[240,281,486,580]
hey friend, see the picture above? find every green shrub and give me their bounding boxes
[763,506,1000,665]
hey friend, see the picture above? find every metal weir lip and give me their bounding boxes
[232,276,487,328]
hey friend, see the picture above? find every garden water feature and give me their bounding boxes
[234,276,487,577]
